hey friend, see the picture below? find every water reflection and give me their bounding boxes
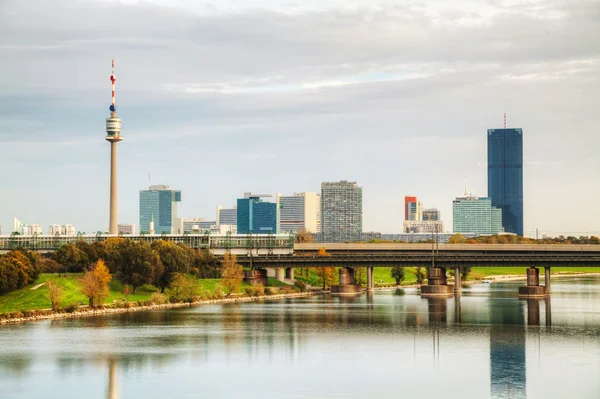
[0,277,598,399]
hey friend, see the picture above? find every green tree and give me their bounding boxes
[390,266,406,286]
[461,266,472,282]
[414,266,426,285]
[152,240,191,293]
[75,241,99,264]
[354,267,366,285]
[52,243,88,274]
[110,240,162,293]
[220,253,244,297]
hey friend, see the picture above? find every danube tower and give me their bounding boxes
[105,59,123,234]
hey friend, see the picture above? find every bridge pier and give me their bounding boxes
[518,267,547,297]
[454,267,462,294]
[421,267,453,297]
[544,266,551,293]
[243,269,268,286]
[275,267,286,283]
[331,267,362,295]
[366,266,374,292]
[285,267,294,281]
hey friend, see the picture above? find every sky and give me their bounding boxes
[0,0,599,237]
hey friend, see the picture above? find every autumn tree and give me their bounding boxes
[46,280,63,311]
[354,267,366,285]
[448,233,467,244]
[391,266,406,286]
[0,249,40,294]
[80,259,112,308]
[169,273,199,302]
[152,240,191,293]
[316,247,335,288]
[220,253,244,297]
[295,229,315,276]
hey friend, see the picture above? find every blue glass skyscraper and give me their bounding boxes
[139,185,181,234]
[487,128,523,236]
[237,194,278,234]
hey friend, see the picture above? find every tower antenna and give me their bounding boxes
[504,112,506,128]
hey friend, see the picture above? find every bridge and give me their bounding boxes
[236,243,600,297]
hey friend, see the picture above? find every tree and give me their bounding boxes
[80,259,112,308]
[461,266,472,283]
[391,266,406,286]
[0,249,39,294]
[448,233,467,244]
[152,240,191,293]
[316,248,335,288]
[169,273,199,302]
[414,266,426,285]
[220,253,244,297]
[295,229,315,276]
[110,240,162,293]
[75,241,99,264]
[354,267,366,285]
[46,280,63,311]
[52,243,88,274]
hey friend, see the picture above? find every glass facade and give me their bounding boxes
[453,195,503,235]
[237,198,277,234]
[488,128,524,236]
[321,181,362,243]
[139,186,181,234]
[217,207,237,226]
[280,195,305,233]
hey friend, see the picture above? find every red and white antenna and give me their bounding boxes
[110,59,116,113]
[503,112,507,128]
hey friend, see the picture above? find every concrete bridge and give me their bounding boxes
[237,243,600,297]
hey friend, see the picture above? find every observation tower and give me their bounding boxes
[106,59,123,235]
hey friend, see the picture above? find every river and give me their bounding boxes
[1,276,599,399]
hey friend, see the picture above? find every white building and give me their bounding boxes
[13,217,21,234]
[279,192,321,234]
[48,224,76,236]
[117,224,136,235]
[402,220,445,234]
[21,224,43,235]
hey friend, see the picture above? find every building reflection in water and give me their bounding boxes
[107,359,118,399]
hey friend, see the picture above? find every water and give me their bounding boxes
[1,276,599,399]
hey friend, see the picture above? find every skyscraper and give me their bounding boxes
[139,185,181,234]
[216,206,238,227]
[404,196,419,221]
[237,193,279,234]
[279,192,321,233]
[422,208,440,221]
[488,126,524,236]
[453,189,503,235]
[105,59,123,235]
[321,181,362,243]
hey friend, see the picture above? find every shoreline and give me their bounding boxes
[0,290,327,326]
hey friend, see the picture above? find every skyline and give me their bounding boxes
[1,0,599,237]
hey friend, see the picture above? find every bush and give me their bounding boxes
[294,280,307,292]
[264,287,274,296]
[150,292,168,305]
[255,285,265,296]
[64,304,78,313]
[245,287,256,296]
[9,311,24,319]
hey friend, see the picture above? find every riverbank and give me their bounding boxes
[0,290,327,325]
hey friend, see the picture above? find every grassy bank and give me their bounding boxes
[0,274,270,314]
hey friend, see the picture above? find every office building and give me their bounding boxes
[403,220,445,234]
[321,181,362,243]
[453,190,503,235]
[139,185,182,234]
[117,224,136,235]
[404,196,422,221]
[175,217,216,234]
[422,208,440,221]
[488,126,524,236]
[216,206,237,226]
[237,193,279,234]
[279,192,321,233]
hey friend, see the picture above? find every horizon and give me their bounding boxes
[1,0,599,237]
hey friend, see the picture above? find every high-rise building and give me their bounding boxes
[216,206,237,226]
[403,220,444,234]
[404,196,421,221]
[321,181,362,243]
[105,59,123,235]
[21,224,43,235]
[488,126,524,236]
[48,224,76,236]
[237,193,279,234]
[175,217,216,234]
[117,224,136,235]
[453,189,503,235]
[139,185,182,234]
[422,208,440,221]
[279,192,321,233]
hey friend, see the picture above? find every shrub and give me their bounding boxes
[150,292,168,305]
[22,310,36,318]
[294,280,307,292]
[9,311,24,319]
[64,304,78,313]
[245,287,256,296]
[255,285,265,296]
[264,287,274,296]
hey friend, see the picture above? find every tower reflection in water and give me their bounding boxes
[426,293,551,399]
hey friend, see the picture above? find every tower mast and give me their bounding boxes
[106,59,123,234]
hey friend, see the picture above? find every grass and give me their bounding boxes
[0,274,257,314]
[469,266,600,280]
